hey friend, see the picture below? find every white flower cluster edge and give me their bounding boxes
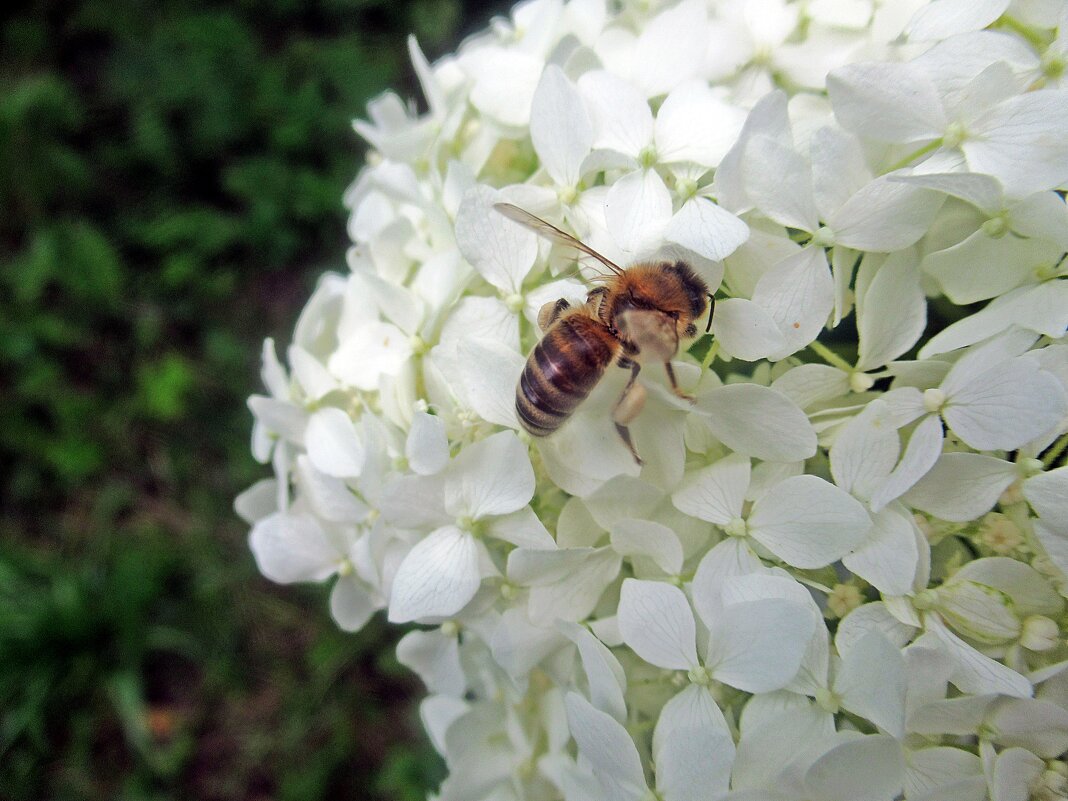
[238,1,1068,799]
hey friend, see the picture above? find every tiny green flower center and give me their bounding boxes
[409,334,429,356]
[504,292,525,313]
[638,145,658,169]
[441,619,460,637]
[1043,51,1066,80]
[687,665,713,686]
[337,558,354,577]
[923,387,946,413]
[943,121,968,149]
[913,588,939,611]
[850,371,875,393]
[724,517,748,538]
[1018,457,1044,478]
[557,185,579,205]
[815,687,841,714]
[675,177,698,201]
[981,214,1010,239]
[811,226,835,248]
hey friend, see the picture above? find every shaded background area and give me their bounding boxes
[0,0,503,797]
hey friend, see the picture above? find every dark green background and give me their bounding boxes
[0,1,503,797]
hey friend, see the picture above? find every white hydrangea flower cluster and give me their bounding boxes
[237,0,1068,798]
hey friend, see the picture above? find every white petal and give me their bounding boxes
[926,613,1032,698]
[531,66,593,187]
[691,538,766,624]
[830,176,944,252]
[991,747,1045,801]
[445,431,534,519]
[924,231,1062,305]
[952,557,1063,618]
[836,601,919,661]
[827,62,946,143]
[904,746,983,800]
[576,70,653,158]
[611,519,684,575]
[456,336,525,430]
[328,320,412,391]
[379,473,447,529]
[565,693,648,801]
[889,171,1003,215]
[406,411,449,476]
[656,724,734,801]
[656,81,745,168]
[810,126,871,221]
[247,395,307,445]
[558,620,628,723]
[671,453,750,525]
[396,628,466,697]
[751,247,834,361]
[288,345,338,401]
[234,478,279,524]
[904,453,1017,522]
[906,0,1010,40]
[387,526,480,623]
[843,506,921,597]
[631,0,708,97]
[490,606,567,679]
[487,507,554,549]
[605,169,672,257]
[748,475,873,569]
[652,683,732,759]
[330,575,376,632]
[249,512,340,584]
[870,414,944,512]
[944,358,1067,451]
[529,548,622,624]
[665,197,749,262]
[295,456,369,523]
[830,399,900,500]
[966,91,1068,198]
[1025,467,1068,532]
[770,364,850,409]
[743,135,818,232]
[710,298,787,362]
[834,632,907,737]
[460,46,543,127]
[455,184,538,294]
[856,251,927,370]
[803,734,904,801]
[618,578,699,670]
[707,598,816,693]
[697,383,817,462]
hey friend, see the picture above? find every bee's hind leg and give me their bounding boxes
[537,298,571,333]
[613,361,646,465]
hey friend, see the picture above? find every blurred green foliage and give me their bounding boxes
[0,0,498,797]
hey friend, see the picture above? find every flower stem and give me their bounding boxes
[701,340,719,372]
[1042,432,1068,469]
[883,139,942,174]
[996,14,1051,50]
[808,340,853,372]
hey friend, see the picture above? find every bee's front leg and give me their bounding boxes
[613,360,646,465]
[664,361,695,404]
[537,298,571,333]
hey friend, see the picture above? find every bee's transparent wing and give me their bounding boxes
[493,203,624,277]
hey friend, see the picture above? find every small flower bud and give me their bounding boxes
[979,512,1023,555]
[923,388,945,413]
[1020,615,1060,652]
[827,584,863,618]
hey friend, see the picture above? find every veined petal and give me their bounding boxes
[830,176,944,252]
[652,683,732,760]
[672,452,750,525]
[531,66,593,188]
[456,336,525,430]
[576,70,653,158]
[249,512,341,584]
[707,598,815,693]
[691,538,766,624]
[558,620,628,723]
[926,613,1032,698]
[710,298,788,362]
[618,578,699,670]
[923,231,1062,305]
[751,247,834,361]
[748,475,872,569]
[610,519,684,576]
[827,62,946,143]
[803,734,904,801]
[656,724,734,801]
[631,0,708,97]
[665,196,749,262]
[836,601,919,661]
[605,168,673,257]
[830,399,901,500]
[565,692,648,801]
[1025,467,1068,532]
[445,431,535,519]
[843,506,921,597]
[455,185,538,294]
[905,0,1010,41]
[406,411,449,476]
[944,358,1068,451]
[856,251,927,370]
[834,632,907,738]
[656,81,745,168]
[388,525,480,623]
[870,414,944,512]
[903,453,1017,522]
[696,383,817,462]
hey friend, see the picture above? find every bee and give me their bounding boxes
[495,203,714,464]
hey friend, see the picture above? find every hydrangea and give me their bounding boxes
[237,1,1068,798]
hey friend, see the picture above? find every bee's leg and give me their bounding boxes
[613,361,646,465]
[537,298,571,333]
[664,361,696,404]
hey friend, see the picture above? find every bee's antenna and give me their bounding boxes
[705,294,716,334]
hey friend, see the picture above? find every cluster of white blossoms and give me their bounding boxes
[237,0,1068,798]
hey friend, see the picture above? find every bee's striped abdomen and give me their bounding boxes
[516,314,618,437]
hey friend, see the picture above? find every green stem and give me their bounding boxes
[1043,432,1068,469]
[883,139,943,174]
[808,340,853,373]
[996,14,1050,50]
